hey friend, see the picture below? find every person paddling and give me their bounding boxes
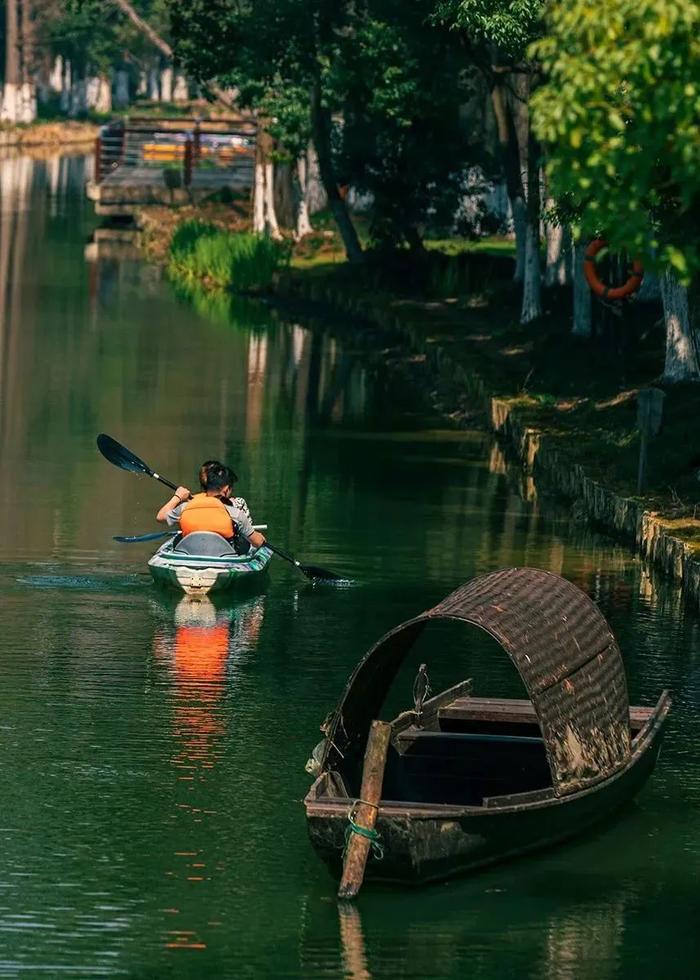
[156,460,266,554]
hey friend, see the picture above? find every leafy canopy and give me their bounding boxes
[334,1,480,246]
[434,0,543,62]
[531,0,700,279]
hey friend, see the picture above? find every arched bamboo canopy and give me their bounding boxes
[324,567,631,797]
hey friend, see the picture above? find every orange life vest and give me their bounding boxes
[179,494,235,538]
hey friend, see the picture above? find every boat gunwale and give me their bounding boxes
[149,542,273,568]
[304,690,671,821]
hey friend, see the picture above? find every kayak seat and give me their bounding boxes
[173,531,237,558]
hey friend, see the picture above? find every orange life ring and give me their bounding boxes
[583,238,644,300]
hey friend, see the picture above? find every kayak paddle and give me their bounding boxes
[97,433,182,494]
[114,523,268,544]
[264,542,347,583]
[97,434,347,582]
[114,531,176,544]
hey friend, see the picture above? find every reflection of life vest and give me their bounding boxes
[174,624,230,683]
[179,494,235,538]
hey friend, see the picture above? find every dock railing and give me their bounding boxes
[94,117,256,187]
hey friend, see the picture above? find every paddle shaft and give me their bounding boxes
[266,542,302,569]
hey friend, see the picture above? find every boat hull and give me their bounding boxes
[148,542,272,596]
[305,695,670,886]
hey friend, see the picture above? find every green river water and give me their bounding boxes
[0,153,698,978]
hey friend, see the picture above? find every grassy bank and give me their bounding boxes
[0,119,98,147]
[167,219,290,291]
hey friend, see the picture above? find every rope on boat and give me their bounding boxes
[343,800,384,861]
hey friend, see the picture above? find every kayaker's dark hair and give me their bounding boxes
[199,460,238,492]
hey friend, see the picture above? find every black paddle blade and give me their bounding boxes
[97,434,154,477]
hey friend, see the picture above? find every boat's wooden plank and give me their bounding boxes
[440,696,655,728]
[483,786,555,809]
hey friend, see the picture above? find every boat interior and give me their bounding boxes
[171,531,242,557]
[320,679,656,809]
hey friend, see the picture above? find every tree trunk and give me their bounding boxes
[264,160,282,240]
[2,0,21,123]
[520,222,542,324]
[86,75,98,108]
[305,143,327,214]
[294,153,313,239]
[148,67,159,100]
[173,72,188,102]
[490,79,526,282]
[636,268,661,303]
[114,69,130,109]
[95,73,112,114]
[160,66,173,102]
[544,206,570,287]
[59,59,71,112]
[49,54,63,93]
[253,136,265,233]
[520,120,542,324]
[310,82,363,264]
[572,240,592,337]
[273,162,295,228]
[512,197,527,282]
[69,75,87,117]
[18,0,36,123]
[660,271,700,382]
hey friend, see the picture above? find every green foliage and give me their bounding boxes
[168,221,290,291]
[434,0,543,62]
[531,0,700,279]
[60,1,172,75]
[169,0,316,147]
[333,1,481,248]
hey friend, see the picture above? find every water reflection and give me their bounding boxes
[152,594,266,954]
[299,864,636,980]
[154,593,266,785]
[338,904,372,980]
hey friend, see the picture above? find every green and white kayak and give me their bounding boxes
[148,531,272,596]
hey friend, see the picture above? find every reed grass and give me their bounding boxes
[168,220,290,291]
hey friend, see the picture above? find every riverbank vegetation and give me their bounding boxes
[168,220,290,291]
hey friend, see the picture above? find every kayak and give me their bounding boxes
[148,530,273,596]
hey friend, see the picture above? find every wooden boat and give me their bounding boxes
[148,530,272,596]
[304,567,670,893]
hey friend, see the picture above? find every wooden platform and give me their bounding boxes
[86,162,253,216]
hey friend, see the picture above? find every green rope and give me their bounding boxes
[343,802,384,861]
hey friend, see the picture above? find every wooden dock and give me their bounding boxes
[86,116,255,217]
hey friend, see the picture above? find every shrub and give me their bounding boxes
[168,220,290,291]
